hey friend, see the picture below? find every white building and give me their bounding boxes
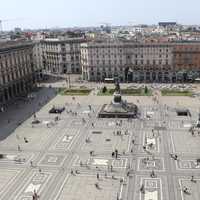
[81,40,174,82]
[41,37,86,74]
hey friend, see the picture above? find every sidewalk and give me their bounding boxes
[0,87,56,140]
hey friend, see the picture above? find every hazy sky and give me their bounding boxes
[0,0,200,30]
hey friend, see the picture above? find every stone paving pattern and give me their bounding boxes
[0,85,200,199]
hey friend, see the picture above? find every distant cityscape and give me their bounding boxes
[1,19,200,200]
[1,22,200,106]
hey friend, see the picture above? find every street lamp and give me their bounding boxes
[68,72,71,88]
[66,72,71,89]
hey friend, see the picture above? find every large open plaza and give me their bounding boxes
[0,81,200,200]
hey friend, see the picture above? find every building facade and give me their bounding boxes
[41,37,86,74]
[81,40,200,82]
[173,43,200,81]
[81,41,126,81]
[33,41,43,80]
[0,41,36,107]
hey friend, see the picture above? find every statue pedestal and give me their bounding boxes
[98,91,138,118]
[112,92,122,104]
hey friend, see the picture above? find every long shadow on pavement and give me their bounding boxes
[0,87,57,141]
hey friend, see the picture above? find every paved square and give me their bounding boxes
[0,152,36,165]
[134,175,168,200]
[176,158,200,170]
[12,170,55,200]
[0,126,55,151]
[48,129,80,151]
[81,129,131,153]
[170,131,200,154]
[137,157,165,171]
[73,155,128,171]
[177,178,200,200]
[1,84,200,199]
[142,131,161,153]
[0,168,22,197]
[38,154,66,166]
[55,174,124,200]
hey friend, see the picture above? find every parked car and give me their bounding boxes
[49,106,65,114]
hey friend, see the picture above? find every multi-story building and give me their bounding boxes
[41,37,86,74]
[173,43,200,81]
[81,40,174,82]
[33,40,43,80]
[81,40,200,83]
[0,41,36,107]
[81,41,126,81]
[124,42,174,82]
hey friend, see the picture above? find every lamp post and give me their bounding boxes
[68,72,71,89]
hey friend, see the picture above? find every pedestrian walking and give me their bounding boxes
[191,175,196,183]
[97,173,100,180]
[183,186,190,194]
[150,170,156,178]
[17,145,21,152]
[111,165,113,172]
[90,151,94,156]
[191,130,195,136]
[112,152,115,157]
[140,184,145,193]
[32,189,39,200]
[115,149,118,159]
[24,137,28,143]
[127,171,130,177]
[132,139,135,144]
[130,148,133,153]
[95,182,99,189]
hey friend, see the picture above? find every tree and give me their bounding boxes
[144,86,148,94]
[102,86,107,93]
